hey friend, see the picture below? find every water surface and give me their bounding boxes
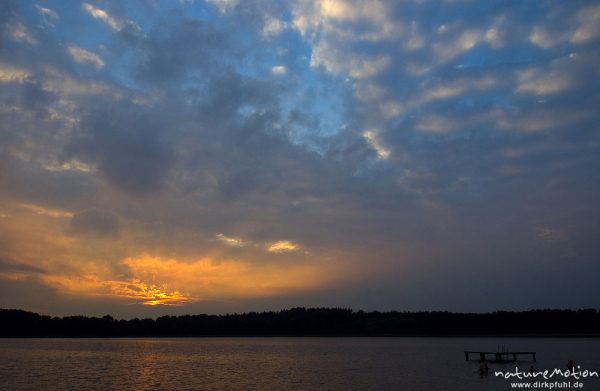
[1,337,599,390]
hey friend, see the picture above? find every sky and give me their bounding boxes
[0,0,599,318]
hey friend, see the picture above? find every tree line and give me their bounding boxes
[1,308,599,337]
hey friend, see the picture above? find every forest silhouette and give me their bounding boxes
[2,308,599,337]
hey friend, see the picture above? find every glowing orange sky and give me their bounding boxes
[0,201,361,309]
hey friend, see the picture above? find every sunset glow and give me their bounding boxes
[22,253,333,307]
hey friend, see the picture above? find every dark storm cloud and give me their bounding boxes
[133,18,231,83]
[0,156,96,210]
[0,277,58,311]
[195,72,280,121]
[0,257,54,312]
[58,7,278,197]
[68,209,120,238]
[218,169,260,201]
[0,80,55,118]
[0,258,45,274]
[67,101,173,195]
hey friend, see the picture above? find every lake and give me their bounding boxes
[1,338,599,390]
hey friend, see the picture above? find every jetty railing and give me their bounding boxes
[464,351,536,362]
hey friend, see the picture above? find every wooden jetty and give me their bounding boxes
[464,351,536,362]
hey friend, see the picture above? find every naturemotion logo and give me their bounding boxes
[494,366,599,381]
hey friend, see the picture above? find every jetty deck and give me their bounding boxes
[464,351,536,362]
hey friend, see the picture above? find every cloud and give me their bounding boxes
[570,4,600,44]
[0,64,29,83]
[82,3,123,31]
[66,101,173,195]
[517,68,572,95]
[8,22,37,45]
[536,227,568,244]
[43,160,93,173]
[292,0,397,80]
[35,5,58,20]
[416,115,461,134]
[132,18,230,83]
[0,257,45,277]
[216,233,247,247]
[19,203,73,218]
[271,65,287,75]
[267,240,300,253]
[292,0,398,40]
[68,209,120,238]
[515,52,596,96]
[67,45,105,69]
[311,42,390,78]
[417,74,496,105]
[529,26,557,49]
[362,129,390,159]
[0,157,96,211]
[528,4,600,49]
[0,275,61,313]
[41,67,110,95]
[45,274,195,306]
[39,254,330,306]
[262,17,285,38]
[432,29,482,64]
[206,0,240,13]
[503,106,590,133]
[35,4,59,27]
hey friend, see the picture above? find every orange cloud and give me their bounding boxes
[123,254,326,299]
[267,240,300,253]
[43,273,195,306]
[39,254,331,306]
[215,233,247,247]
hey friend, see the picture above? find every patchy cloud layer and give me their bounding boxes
[0,0,599,316]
